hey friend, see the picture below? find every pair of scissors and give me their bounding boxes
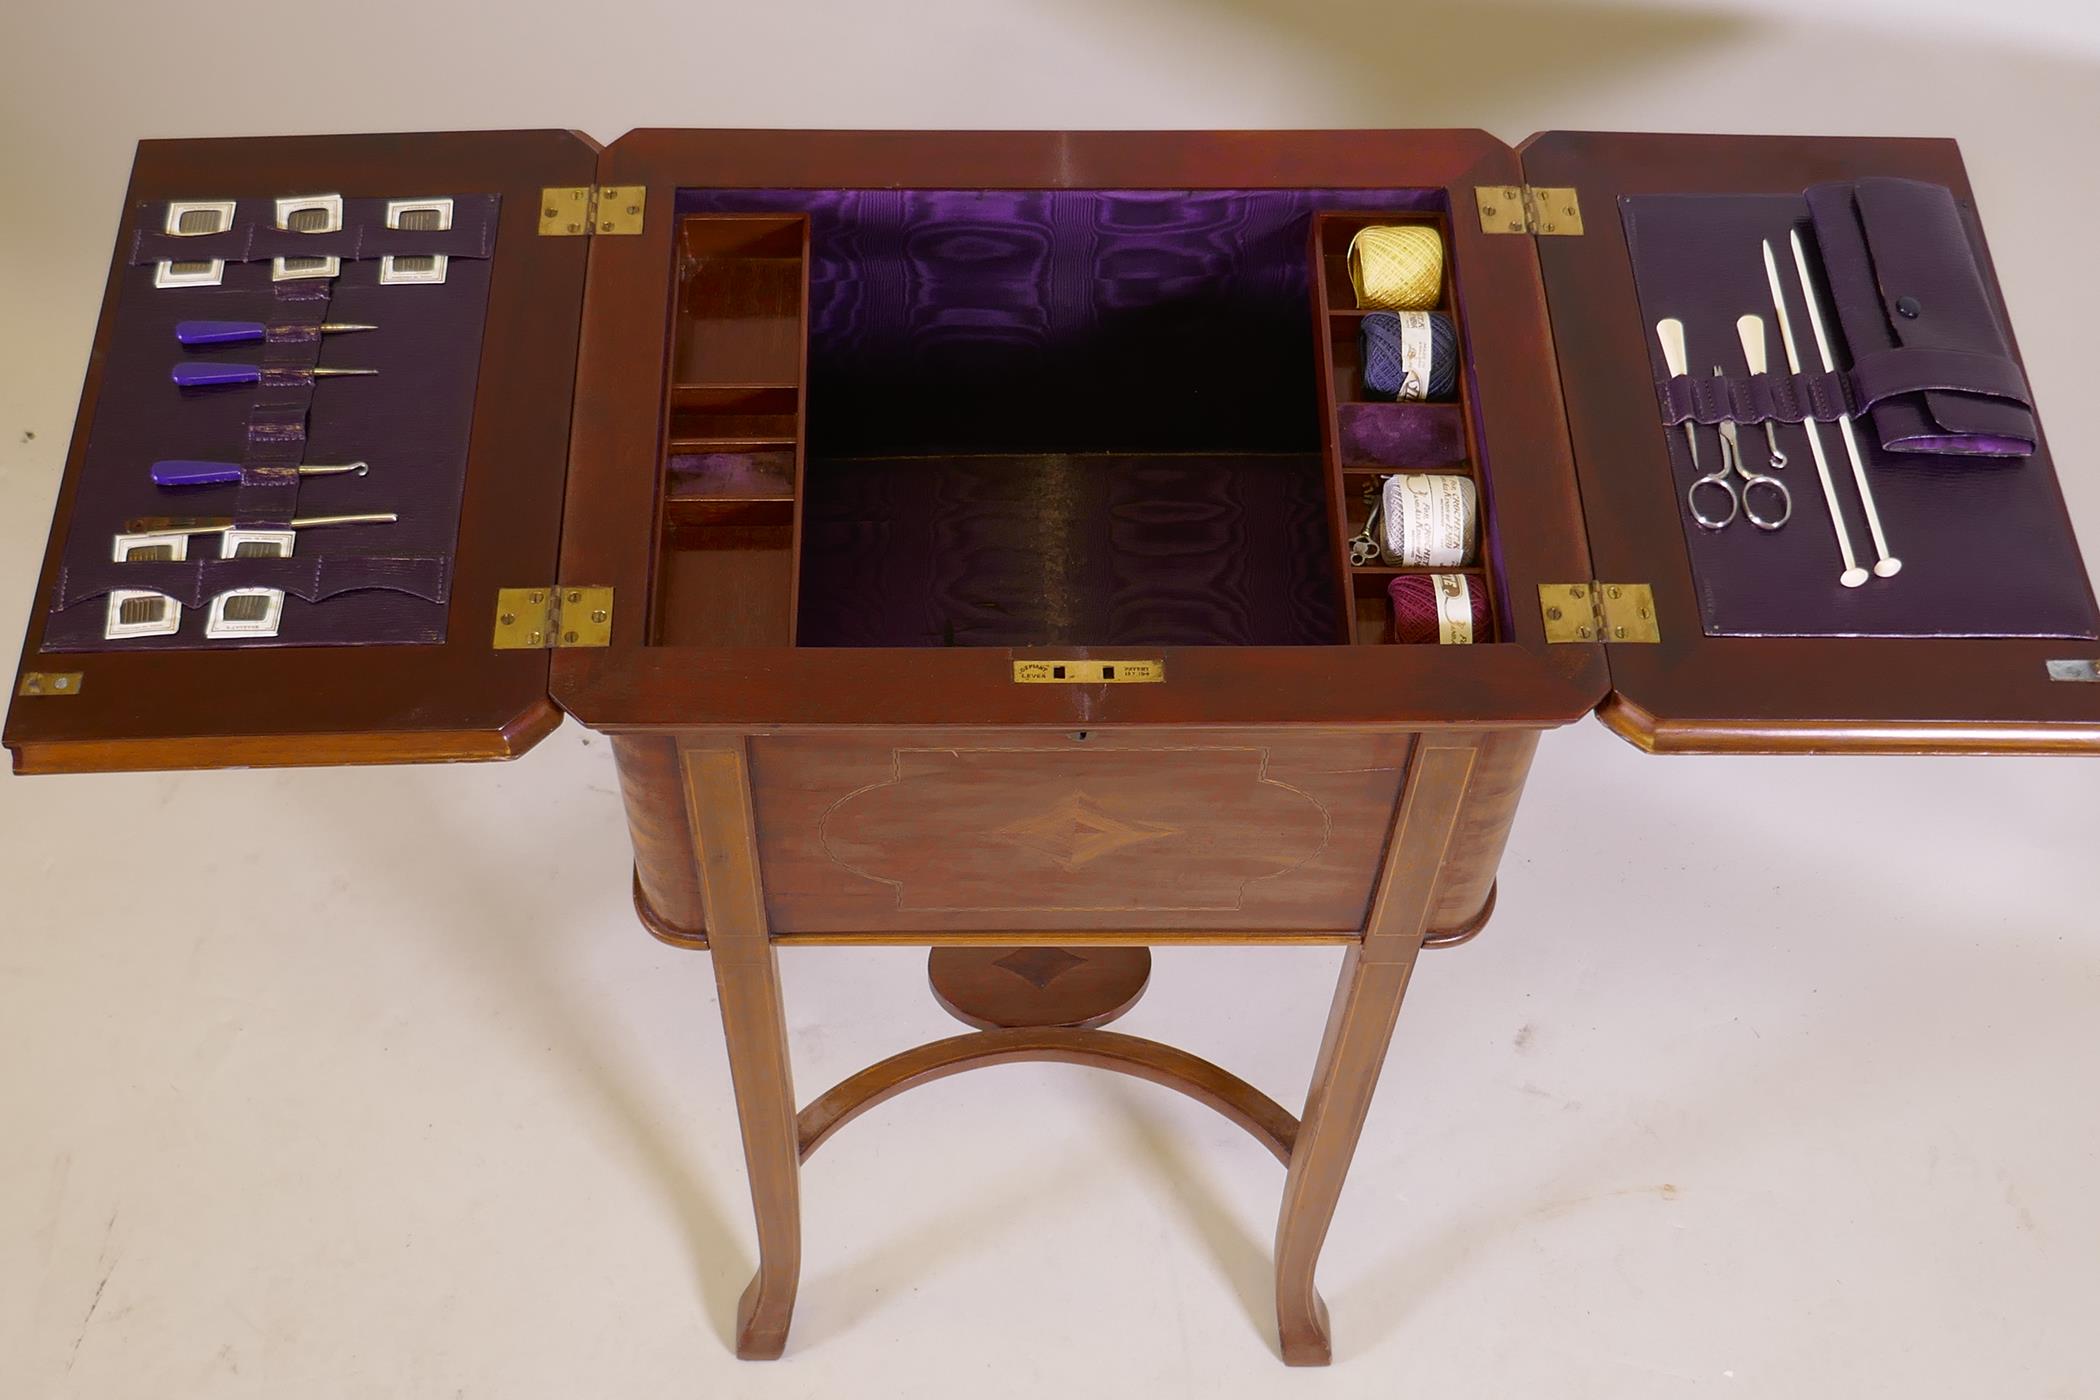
[1688,367,1791,531]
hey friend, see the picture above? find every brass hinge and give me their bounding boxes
[1538,582,1659,643]
[1013,658,1165,684]
[493,586,614,648]
[16,670,84,698]
[1475,185,1584,236]
[537,185,646,237]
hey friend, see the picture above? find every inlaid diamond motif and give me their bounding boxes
[991,791,1179,870]
[992,947,1087,990]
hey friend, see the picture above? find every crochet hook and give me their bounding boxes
[171,363,377,389]
[1733,314,1788,470]
[175,320,376,347]
[1763,239,1869,589]
[1790,229,1901,579]
[120,512,397,538]
[151,459,369,487]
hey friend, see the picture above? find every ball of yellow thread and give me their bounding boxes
[1347,225,1444,310]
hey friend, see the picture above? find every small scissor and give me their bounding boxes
[1689,367,1792,531]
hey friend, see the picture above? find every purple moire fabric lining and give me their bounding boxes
[678,188,1448,646]
[678,187,1439,455]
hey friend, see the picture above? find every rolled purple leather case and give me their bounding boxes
[1804,178,2036,458]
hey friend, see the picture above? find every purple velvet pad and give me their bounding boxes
[1336,403,1467,469]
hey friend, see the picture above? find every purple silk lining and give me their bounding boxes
[678,187,1438,454]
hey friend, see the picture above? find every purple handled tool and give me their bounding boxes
[175,319,377,347]
[171,362,378,388]
[151,459,369,487]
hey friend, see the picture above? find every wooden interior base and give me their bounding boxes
[928,946,1152,1030]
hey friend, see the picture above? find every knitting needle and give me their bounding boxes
[171,363,377,389]
[120,512,397,537]
[1763,240,1869,588]
[1790,229,1902,579]
[151,459,369,487]
[175,320,377,347]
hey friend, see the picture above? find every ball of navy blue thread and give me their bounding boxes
[1359,311,1458,402]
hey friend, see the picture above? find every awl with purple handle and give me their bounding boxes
[175,320,376,347]
[151,459,369,487]
[171,362,377,388]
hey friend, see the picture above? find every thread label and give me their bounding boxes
[1395,310,1433,402]
[1382,473,1478,567]
[1432,572,1474,645]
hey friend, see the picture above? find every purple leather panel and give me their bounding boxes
[1805,179,2036,456]
[1621,193,2098,639]
[44,194,497,651]
[1335,403,1467,468]
[678,187,1440,455]
[797,453,1338,647]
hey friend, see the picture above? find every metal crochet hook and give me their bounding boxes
[170,363,378,389]
[151,459,369,487]
[1714,368,1791,530]
[1763,240,1869,588]
[120,512,398,538]
[175,320,376,347]
[1791,229,1901,579]
[1734,314,1788,471]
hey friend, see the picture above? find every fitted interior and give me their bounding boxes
[654,187,1482,648]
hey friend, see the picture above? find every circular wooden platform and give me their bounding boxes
[928,946,1153,1031]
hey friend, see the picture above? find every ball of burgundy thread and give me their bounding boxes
[1387,573,1491,644]
[1360,311,1459,401]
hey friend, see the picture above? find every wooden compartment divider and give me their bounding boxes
[652,214,811,646]
[1309,208,1503,647]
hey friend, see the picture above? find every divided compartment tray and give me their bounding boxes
[653,213,810,646]
[1309,209,1501,646]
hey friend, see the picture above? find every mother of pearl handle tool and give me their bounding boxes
[1654,318,1737,526]
[1791,228,1902,579]
[1733,314,1788,469]
[1763,239,1869,588]
[120,512,398,538]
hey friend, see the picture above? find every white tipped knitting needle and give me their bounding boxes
[1791,229,1901,579]
[1764,239,1869,588]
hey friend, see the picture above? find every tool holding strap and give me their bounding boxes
[53,555,451,611]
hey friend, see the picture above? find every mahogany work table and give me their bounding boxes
[8,128,2098,1366]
